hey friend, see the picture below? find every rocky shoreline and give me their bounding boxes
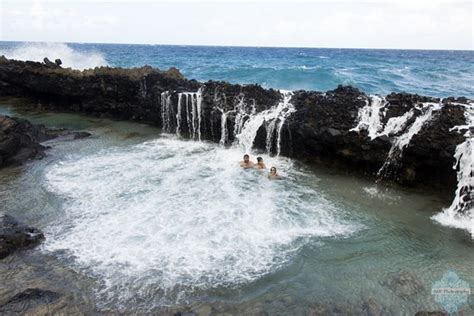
[0,56,472,210]
[0,114,91,169]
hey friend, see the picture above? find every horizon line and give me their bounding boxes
[0,39,472,52]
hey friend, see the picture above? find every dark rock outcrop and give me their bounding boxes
[0,115,49,167]
[0,288,61,314]
[0,56,471,192]
[0,214,44,259]
[0,115,91,168]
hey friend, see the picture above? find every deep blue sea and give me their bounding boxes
[0,41,472,98]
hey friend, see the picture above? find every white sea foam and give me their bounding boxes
[43,138,357,306]
[0,42,108,70]
[236,91,295,155]
[432,102,473,238]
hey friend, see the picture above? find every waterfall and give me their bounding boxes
[235,91,295,155]
[377,102,442,179]
[433,102,473,237]
[160,91,173,133]
[176,93,183,137]
[379,109,415,138]
[350,95,416,139]
[350,95,386,140]
[265,120,277,153]
[219,111,228,146]
[177,88,203,140]
[232,95,254,141]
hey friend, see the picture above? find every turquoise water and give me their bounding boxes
[0,99,472,314]
[0,41,473,98]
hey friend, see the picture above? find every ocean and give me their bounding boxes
[0,41,473,98]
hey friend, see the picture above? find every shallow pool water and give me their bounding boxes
[0,99,472,314]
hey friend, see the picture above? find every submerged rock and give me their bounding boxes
[384,271,425,300]
[0,214,44,259]
[0,288,61,314]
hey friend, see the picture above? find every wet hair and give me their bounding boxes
[243,154,249,159]
[257,157,263,162]
[270,167,277,172]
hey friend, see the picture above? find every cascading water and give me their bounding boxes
[181,88,203,141]
[350,95,386,140]
[43,138,357,308]
[219,110,230,146]
[232,95,254,139]
[433,102,473,237]
[349,97,443,180]
[235,91,296,156]
[161,88,203,140]
[376,102,442,179]
[160,91,173,133]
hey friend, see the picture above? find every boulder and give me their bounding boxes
[0,214,44,259]
[0,115,91,168]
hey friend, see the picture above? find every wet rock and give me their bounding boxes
[414,312,448,316]
[0,115,91,168]
[307,303,361,316]
[361,298,383,316]
[43,57,61,68]
[174,312,196,316]
[385,271,425,299]
[0,288,61,314]
[0,115,49,167]
[0,214,44,259]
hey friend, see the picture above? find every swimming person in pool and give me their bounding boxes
[254,157,266,169]
[239,154,255,168]
[268,166,279,179]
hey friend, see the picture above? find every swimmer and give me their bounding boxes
[239,154,255,168]
[254,156,266,170]
[268,166,280,179]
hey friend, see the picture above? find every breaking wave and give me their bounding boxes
[0,42,108,70]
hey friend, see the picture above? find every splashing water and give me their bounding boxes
[236,91,295,155]
[0,42,108,70]
[42,138,357,307]
[350,95,386,140]
[377,102,442,179]
[433,102,474,237]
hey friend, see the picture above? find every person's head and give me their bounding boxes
[270,167,277,174]
[243,154,249,163]
[257,156,263,163]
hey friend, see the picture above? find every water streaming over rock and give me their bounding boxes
[350,95,386,140]
[235,91,295,155]
[160,91,173,133]
[177,88,203,141]
[433,102,474,237]
[376,102,442,179]
[349,97,443,180]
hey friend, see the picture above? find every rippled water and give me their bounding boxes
[0,99,473,314]
[0,41,473,98]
